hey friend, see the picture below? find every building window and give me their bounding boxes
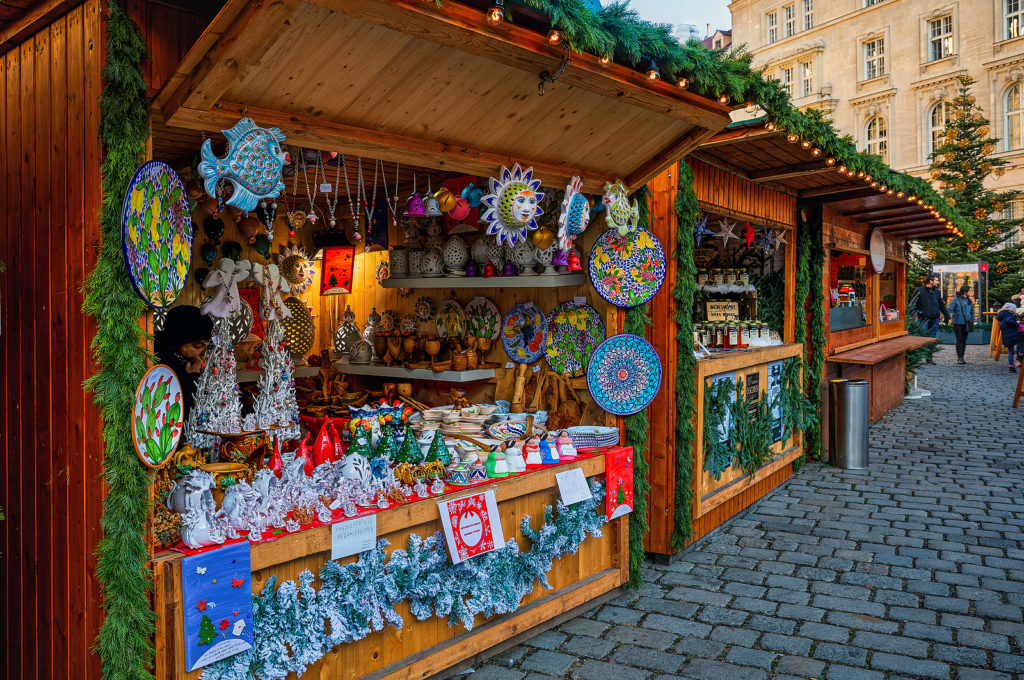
[864,0,884,5]
[1007,0,1024,39]
[767,11,778,43]
[1002,199,1024,221]
[929,101,953,156]
[863,38,885,80]
[927,15,953,61]
[714,38,722,48]
[780,67,794,97]
[1007,84,1024,150]
[784,4,797,37]
[801,62,813,97]
[803,0,814,29]
[865,116,888,161]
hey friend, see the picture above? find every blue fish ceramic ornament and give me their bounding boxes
[557,176,591,251]
[602,180,639,236]
[198,118,287,212]
[480,163,544,246]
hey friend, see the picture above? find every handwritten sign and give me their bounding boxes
[555,467,593,506]
[331,514,377,561]
[181,543,254,671]
[706,300,740,321]
[438,490,505,563]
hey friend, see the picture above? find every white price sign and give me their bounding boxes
[331,514,377,561]
[555,467,593,506]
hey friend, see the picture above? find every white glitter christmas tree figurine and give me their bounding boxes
[252,263,300,441]
[186,315,244,449]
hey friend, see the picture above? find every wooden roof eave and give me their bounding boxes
[153,0,733,194]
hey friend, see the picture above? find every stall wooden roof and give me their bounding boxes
[153,0,732,194]
[693,122,955,239]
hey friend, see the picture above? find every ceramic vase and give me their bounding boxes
[511,240,536,276]
[408,250,423,276]
[390,248,408,278]
[442,236,469,275]
[421,250,444,277]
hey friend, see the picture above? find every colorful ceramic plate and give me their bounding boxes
[121,161,194,308]
[545,300,605,377]
[501,302,546,363]
[465,296,501,340]
[436,300,466,338]
[587,333,662,416]
[375,261,391,284]
[488,420,548,441]
[132,364,184,468]
[415,296,435,322]
[588,227,666,308]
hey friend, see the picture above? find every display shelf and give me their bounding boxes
[237,365,321,382]
[333,361,495,382]
[379,273,586,289]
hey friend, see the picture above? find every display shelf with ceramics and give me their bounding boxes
[379,273,587,289]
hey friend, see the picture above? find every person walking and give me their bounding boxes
[996,302,1023,372]
[912,274,949,365]
[948,285,974,365]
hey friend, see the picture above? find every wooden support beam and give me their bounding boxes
[871,214,936,228]
[841,204,921,219]
[690,152,751,180]
[698,125,771,149]
[800,186,879,203]
[889,227,952,239]
[878,222,941,234]
[748,161,830,182]
[0,0,77,54]
[624,127,716,192]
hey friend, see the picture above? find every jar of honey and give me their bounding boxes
[724,269,737,285]
[697,270,709,287]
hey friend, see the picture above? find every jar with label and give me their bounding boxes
[697,269,709,287]
[758,322,768,339]
[738,269,750,286]
[713,324,724,348]
[740,323,751,347]
[727,323,740,349]
[724,269,737,286]
[711,268,724,286]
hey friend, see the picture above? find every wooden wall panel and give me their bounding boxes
[0,3,105,679]
[690,157,797,229]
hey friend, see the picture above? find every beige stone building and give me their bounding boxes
[730,0,1024,219]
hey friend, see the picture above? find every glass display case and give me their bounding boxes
[829,250,871,332]
[932,262,988,322]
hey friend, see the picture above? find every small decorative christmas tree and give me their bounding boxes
[186,316,243,449]
[198,613,217,646]
[616,482,626,505]
[253,312,300,441]
[374,426,398,462]
[396,424,422,464]
[425,430,452,466]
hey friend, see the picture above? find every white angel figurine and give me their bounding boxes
[251,262,291,322]
[201,258,252,319]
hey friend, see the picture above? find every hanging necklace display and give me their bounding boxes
[382,161,401,229]
[361,159,381,252]
[257,199,277,242]
[301,152,322,227]
[285,159,305,236]
[341,156,362,242]
[325,152,343,229]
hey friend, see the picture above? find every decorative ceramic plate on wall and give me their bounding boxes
[132,364,184,468]
[121,161,194,308]
[465,296,501,340]
[545,300,604,377]
[586,333,662,416]
[436,300,466,338]
[588,227,666,308]
[501,302,546,363]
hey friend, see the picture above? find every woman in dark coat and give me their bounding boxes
[154,305,213,420]
[996,302,1023,372]
[947,285,974,365]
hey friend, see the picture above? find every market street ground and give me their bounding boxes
[472,344,1024,680]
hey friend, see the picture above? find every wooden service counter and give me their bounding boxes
[691,344,804,536]
[827,336,935,423]
[151,456,626,680]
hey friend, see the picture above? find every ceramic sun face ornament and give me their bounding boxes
[603,180,639,236]
[198,117,287,212]
[558,176,591,251]
[276,244,315,294]
[481,163,544,246]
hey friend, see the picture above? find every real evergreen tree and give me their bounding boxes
[910,74,1022,304]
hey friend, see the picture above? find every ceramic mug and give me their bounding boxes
[421,250,444,277]
[390,248,408,277]
[408,250,423,276]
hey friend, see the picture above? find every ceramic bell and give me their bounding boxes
[404,192,426,216]
[539,434,559,465]
[556,430,578,459]
[485,446,510,478]
[434,187,457,212]
[483,262,499,277]
[566,250,582,271]
[504,442,527,473]
[552,248,569,268]
[523,437,542,466]
[462,183,484,207]
[449,197,471,221]
[423,194,443,217]
[466,261,480,277]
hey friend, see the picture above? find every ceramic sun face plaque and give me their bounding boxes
[133,364,184,468]
[121,161,194,308]
[589,227,666,308]
[480,163,544,246]
[277,245,315,294]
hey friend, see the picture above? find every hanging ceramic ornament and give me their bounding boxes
[693,213,714,247]
[558,176,591,251]
[252,233,272,259]
[501,302,546,363]
[602,180,639,235]
[197,117,287,212]
[588,227,666,308]
[715,219,739,247]
[545,300,605,377]
[132,365,184,468]
[121,161,194,308]
[480,163,544,246]
[276,244,315,294]
[221,240,243,261]
[203,216,224,244]
[199,258,252,319]
[587,334,662,416]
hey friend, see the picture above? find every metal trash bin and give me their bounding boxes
[829,379,869,469]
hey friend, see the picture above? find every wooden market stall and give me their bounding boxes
[0,0,737,678]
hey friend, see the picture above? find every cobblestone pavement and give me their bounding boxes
[472,344,1024,680]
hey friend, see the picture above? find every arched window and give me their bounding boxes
[929,101,952,156]
[1007,84,1023,151]
[865,116,888,161]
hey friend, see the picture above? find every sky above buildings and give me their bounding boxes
[603,0,733,37]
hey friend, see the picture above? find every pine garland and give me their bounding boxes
[805,213,826,461]
[702,377,734,480]
[83,3,156,680]
[624,186,652,588]
[202,481,607,680]
[670,160,699,552]
[791,207,813,472]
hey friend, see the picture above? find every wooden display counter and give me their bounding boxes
[693,344,804,524]
[151,456,627,680]
[827,336,935,423]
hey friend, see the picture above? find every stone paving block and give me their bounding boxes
[810,594,886,617]
[757,632,812,655]
[679,658,766,680]
[852,630,930,657]
[903,621,953,643]
[812,642,867,665]
[799,621,850,642]
[974,601,1023,621]
[765,587,811,604]
[697,606,748,627]
[560,636,615,660]
[672,636,725,659]
[888,606,937,624]
[571,660,651,680]
[664,587,731,606]
[471,665,526,680]
[775,603,825,622]
[609,645,685,673]
[939,613,985,630]
[907,580,951,596]
[825,664,885,680]
[747,614,796,634]
[810,581,871,599]
[823,611,899,633]
[956,629,1012,652]
[922,595,971,613]
[993,651,1024,672]
[873,589,919,607]
[596,606,644,626]
[641,614,710,638]
[722,581,765,598]
[775,655,824,676]
[709,625,761,647]
[958,670,1012,680]
[931,644,987,666]
[631,597,699,620]
[658,572,722,589]
[869,652,950,679]
[603,626,676,650]
[521,650,577,676]
[723,646,777,669]
[524,631,567,650]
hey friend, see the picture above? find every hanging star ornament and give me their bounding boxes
[694,213,714,247]
[744,222,755,247]
[756,229,775,254]
[716,219,739,247]
[772,229,788,250]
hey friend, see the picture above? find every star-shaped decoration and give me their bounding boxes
[716,219,739,247]
[772,229,788,250]
[694,213,715,247]
[757,229,775,253]
[744,222,755,247]
[195,600,209,612]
